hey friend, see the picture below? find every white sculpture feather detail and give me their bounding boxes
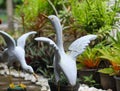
[0,31,16,50]
[68,35,97,58]
[35,15,97,86]
[17,31,36,49]
[35,37,59,50]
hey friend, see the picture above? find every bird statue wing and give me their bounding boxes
[0,31,16,50]
[35,37,61,83]
[68,34,97,58]
[17,31,37,49]
[35,37,59,50]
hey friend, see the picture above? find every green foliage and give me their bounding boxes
[15,0,48,30]
[59,73,69,85]
[98,67,114,75]
[81,75,99,87]
[98,32,120,76]
[15,0,70,32]
[0,0,4,5]
[109,31,120,48]
[77,43,102,69]
[0,0,22,9]
[98,46,114,62]
[70,0,118,34]
[13,0,22,4]
[16,0,48,15]
[25,38,54,78]
[98,32,120,65]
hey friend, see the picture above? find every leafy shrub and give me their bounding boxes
[25,37,54,78]
[70,0,118,34]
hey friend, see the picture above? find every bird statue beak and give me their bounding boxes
[40,14,48,19]
[33,73,38,81]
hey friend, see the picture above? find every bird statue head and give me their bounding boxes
[48,15,62,32]
[24,65,38,81]
[24,65,34,73]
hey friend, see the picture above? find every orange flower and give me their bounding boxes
[84,59,100,68]
[111,62,120,71]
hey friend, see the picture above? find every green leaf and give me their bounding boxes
[0,0,3,5]
[98,67,114,75]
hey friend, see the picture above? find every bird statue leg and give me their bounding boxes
[57,81,60,91]
[8,68,13,84]
[71,86,73,91]
[18,67,21,84]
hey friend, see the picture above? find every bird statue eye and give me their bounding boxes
[27,69,30,72]
[51,18,54,20]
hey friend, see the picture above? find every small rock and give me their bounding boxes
[19,72,25,78]
[78,85,89,91]
[41,86,47,91]
[24,73,31,80]
[31,75,36,82]
[106,89,112,91]
[36,81,41,85]
[89,87,98,91]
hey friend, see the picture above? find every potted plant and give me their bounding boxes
[98,32,120,91]
[80,74,100,88]
[77,44,101,87]
[98,45,117,91]
[48,73,79,91]
[7,83,26,91]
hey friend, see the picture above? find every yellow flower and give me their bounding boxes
[19,83,26,89]
[9,83,15,89]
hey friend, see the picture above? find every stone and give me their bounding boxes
[41,86,47,91]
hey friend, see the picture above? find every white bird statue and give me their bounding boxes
[0,31,38,80]
[35,15,97,86]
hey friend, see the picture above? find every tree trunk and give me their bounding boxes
[6,0,14,31]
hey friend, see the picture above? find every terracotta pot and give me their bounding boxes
[100,73,116,91]
[48,80,79,91]
[114,76,120,91]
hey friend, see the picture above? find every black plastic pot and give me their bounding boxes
[77,69,100,85]
[48,80,79,91]
[114,76,120,91]
[100,73,116,91]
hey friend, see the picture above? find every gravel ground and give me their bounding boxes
[0,63,112,91]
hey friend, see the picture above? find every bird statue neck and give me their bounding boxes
[20,59,28,69]
[53,21,65,53]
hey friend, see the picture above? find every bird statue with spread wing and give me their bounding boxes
[35,15,97,86]
[0,31,38,82]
